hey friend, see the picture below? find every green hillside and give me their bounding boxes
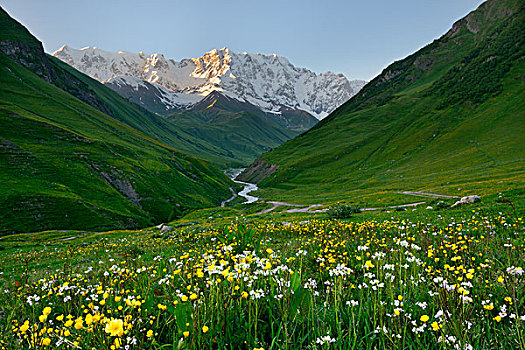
[51,56,309,168]
[240,0,525,205]
[166,92,310,166]
[1,6,301,169]
[0,9,234,234]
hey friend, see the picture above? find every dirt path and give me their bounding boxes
[400,191,460,199]
[256,201,303,214]
[221,187,237,207]
[360,201,427,211]
[256,201,427,215]
[59,236,78,241]
[285,204,324,213]
[256,190,456,214]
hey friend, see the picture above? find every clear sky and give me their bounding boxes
[2,0,485,81]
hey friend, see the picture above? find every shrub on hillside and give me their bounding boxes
[495,195,510,203]
[436,201,450,209]
[327,204,361,219]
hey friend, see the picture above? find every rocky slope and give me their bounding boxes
[53,46,366,119]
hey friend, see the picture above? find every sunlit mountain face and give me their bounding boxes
[53,45,366,119]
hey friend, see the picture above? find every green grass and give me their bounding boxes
[240,0,525,207]
[167,108,298,167]
[0,50,234,234]
[0,7,40,46]
[0,198,523,349]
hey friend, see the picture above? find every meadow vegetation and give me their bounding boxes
[327,204,361,219]
[0,1,524,349]
[0,199,523,349]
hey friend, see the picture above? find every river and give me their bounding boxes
[222,168,259,205]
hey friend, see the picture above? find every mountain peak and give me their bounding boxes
[53,46,367,119]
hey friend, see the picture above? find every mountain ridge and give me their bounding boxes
[53,45,366,119]
[238,0,525,206]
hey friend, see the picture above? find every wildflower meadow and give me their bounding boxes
[0,208,523,349]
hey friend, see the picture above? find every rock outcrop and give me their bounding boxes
[452,195,481,207]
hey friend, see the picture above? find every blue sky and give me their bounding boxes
[2,0,484,80]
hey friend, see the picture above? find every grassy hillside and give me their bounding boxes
[1,7,302,169]
[166,92,308,166]
[240,0,525,206]
[0,9,235,234]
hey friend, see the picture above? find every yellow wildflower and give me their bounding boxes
[20,321,29,333]
[105,318,124,337]
[364,260,375,269]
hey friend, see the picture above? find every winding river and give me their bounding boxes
[222,168,259,205]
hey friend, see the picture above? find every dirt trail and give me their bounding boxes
[257,201,303,214]
[57,236,78,241]
[256,201,427,215]
[400,191,460,199]
[360,201,427,211]
[221,187,237,207]
[285,204,324,213]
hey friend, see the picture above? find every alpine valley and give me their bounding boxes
[0,5,364,233]
[1,0,525,349]
[52,46,366,166]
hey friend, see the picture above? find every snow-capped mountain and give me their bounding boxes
[53,45,366,119]
[104,76,203,114]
